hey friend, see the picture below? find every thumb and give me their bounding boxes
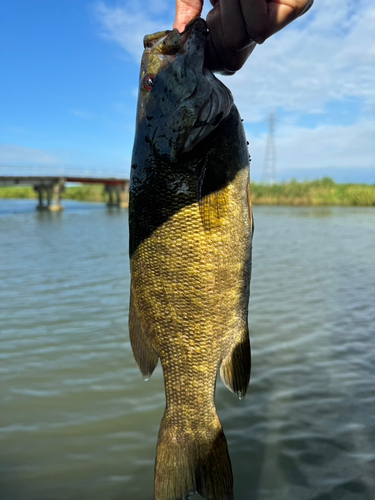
[173,0,203,32]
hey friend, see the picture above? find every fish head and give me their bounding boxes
[135,18,233,164]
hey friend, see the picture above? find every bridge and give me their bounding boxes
[0,164,129,211]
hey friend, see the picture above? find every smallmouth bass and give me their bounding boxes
[129,18,253,500]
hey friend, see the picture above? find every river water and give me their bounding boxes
[0,199,374,500]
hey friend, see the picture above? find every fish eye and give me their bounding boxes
[143,74,155,92]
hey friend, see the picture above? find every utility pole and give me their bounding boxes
[262,110,276,184]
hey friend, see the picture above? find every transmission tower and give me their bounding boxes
[262,110,276,184]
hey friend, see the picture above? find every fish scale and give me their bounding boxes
[129,18,253,500]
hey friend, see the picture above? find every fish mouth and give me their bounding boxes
[143,28,182,55]
[142,18,208,71]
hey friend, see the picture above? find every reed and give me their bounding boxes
[251,178,375,206]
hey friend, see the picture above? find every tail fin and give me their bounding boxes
[155,413,233,500]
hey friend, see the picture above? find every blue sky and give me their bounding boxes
[1,0,374,182]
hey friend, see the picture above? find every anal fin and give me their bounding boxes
[129,289,159,379]
[220,327,251,398]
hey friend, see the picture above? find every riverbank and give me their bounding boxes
[1,178,375,206]
[251,178,375,206]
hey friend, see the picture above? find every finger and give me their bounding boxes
[301,0,314,15]
[173,0,203,32]
[239,0,314,43]
[206,4,256,74]
[205,39,256,74]
[238,0,270,43]
[266,1,312,35]
[219,0,249,51]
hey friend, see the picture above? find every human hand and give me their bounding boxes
[174,0,314,74]
[174,0,203,32]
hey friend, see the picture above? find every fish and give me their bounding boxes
[129,18,254,500]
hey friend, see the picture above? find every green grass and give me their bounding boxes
[251,178,375,206]
[1,178,375,206]
[0,186,36,199]
[61,185,107,202]
[0,184,106,202]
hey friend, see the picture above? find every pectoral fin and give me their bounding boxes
[220,327,251,398]
[129,289,159,379]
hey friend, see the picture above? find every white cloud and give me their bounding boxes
[93,0,375,113]
[92,1,174,61]
[223,0,375,121]
[0,144,129,178]
[69,108,95,119]
[0,144,60,166]
[93,0,375,175]
[92,0,212,61]
[247,118,375,175]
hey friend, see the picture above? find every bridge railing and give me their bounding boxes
[0,163,127,180]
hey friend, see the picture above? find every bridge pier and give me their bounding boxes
[46,186,52,208]
[34,181,65,211]
[1,171,129,210]
[35,186,44,210]
[105,183,128,208]
[121,180,129,207]
[50,182,65,212]
[34,185,52,210]
[105,185,117,207]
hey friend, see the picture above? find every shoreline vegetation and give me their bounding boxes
[0,178,375,206]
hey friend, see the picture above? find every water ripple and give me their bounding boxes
[1,201,374,499]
